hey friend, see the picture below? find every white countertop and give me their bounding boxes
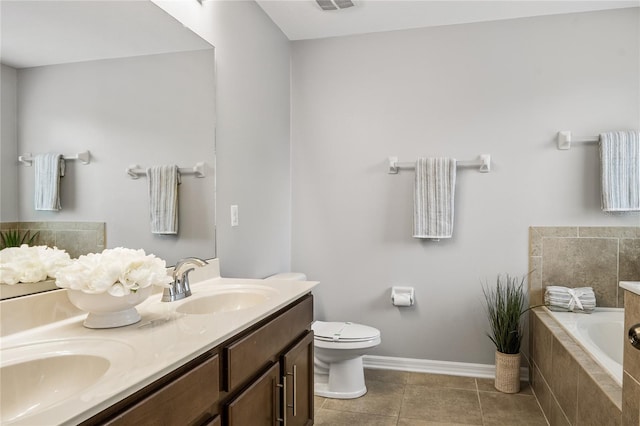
[0,261,318,425]
[620,281,640,296]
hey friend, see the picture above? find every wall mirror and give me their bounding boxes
[0,1,216,299]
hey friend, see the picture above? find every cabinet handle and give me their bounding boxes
[276,376,287,426]
[286,365,297,416]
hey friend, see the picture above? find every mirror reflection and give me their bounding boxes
[0,1,216,299]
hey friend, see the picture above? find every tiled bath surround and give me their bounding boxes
[528,226,640,425]
[529,227,640,307]
[530,308,622,425]
[0,221,105,258]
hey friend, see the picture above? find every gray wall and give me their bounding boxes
[16,50,216,265]
[1,64,18,222]
[154,0,292,278]
[291,9,639,364]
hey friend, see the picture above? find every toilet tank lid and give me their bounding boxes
[266,272,307,281]
[312,321,380,341]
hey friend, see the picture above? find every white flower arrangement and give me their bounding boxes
[55,247,172,297]
[0,244,72,285]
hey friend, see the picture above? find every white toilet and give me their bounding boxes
[266,272,381,399]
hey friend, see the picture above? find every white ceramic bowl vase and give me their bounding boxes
[66,286,152,328]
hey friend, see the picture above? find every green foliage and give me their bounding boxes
[0,230,40,250]
[482,274,530,355]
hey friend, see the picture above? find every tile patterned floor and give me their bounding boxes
[314,369,548,425]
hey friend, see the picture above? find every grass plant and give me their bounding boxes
[482,274,530,355]
[0,230,40,250]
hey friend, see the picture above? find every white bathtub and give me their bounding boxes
[545,307,623,386]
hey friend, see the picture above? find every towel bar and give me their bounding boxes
[18,151,91,166]
[557,131,599,150]
[126,162,206,180]
[388,154,491,174]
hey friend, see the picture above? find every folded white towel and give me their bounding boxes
[545,286,596,313]
[413,157,457,239]
[34,153,65,211]
[600,130,640,212]
[147,165,179,235]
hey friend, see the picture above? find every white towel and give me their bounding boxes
[147,165,179,235]
[544,286,596,313]
[600,130,640,212]
[413,157,457,239]
[34,153,65,211]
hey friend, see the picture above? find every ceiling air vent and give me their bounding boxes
[316,0,355,11]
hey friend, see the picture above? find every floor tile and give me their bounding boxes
[476,378,534,395]
[323,379,405,416]
[398,419,476,426]
[400,384,482,424]
[365,368,410,384]
[479,392,548,426]
[314,408,397,425]
[406,373,477,390]
[314,395,326,415]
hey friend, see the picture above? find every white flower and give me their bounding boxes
[55,247,172,296]
[0,245,72,285]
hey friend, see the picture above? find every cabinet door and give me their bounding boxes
[104,354,219,426]
[226,362,282,426]
[282,331,314,426]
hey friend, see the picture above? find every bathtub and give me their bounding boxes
[545,307,623,386]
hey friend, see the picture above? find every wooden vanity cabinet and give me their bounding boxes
[83,293,314,426]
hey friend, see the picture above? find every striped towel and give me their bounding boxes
[413,158,457,239]
[544,286,596,313]
[34,153,65,211]
[147,165,179,235]
[600,130,640,212]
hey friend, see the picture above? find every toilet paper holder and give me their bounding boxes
[391,286,415,306]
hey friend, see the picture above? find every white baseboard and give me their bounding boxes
[363,355,529,381]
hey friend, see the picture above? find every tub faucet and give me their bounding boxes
[162,257,209,302]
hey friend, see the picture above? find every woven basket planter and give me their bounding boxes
[494,351,521,393]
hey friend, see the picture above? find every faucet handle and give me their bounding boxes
[179,267,196,298]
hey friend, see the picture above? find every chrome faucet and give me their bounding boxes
[162,257,209,302]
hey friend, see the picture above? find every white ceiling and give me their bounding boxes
[255,0,640,41]
[0,1,212,69]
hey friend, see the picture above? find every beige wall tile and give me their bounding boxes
[622,373,640,426]
[577,370,622,426]
[550,337,579,424]
[531,366,551,421]
[532,314,553,379]
[578,227,640,239]
[625,292,640,382]
[620,239,640,282]
[542,237,619,307]
[530,227,578,238]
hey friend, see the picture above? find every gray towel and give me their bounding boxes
[413,158,457,239]
[34,153,65,211]
[600,130,640,212]
[147,165,179,235]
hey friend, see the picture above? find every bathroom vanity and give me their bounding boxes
[0,260,318,426]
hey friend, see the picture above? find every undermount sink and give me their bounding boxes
[1,339,134,424]
[176,285,277,315]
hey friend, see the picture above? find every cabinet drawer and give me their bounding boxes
[224,294,313,391]
[105,354,219,426]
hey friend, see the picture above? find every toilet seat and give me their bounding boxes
[312,321,381,349]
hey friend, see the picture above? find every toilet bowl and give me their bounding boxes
[266,272,381,399]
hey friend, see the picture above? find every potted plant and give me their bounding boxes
[482,273,530,393]
[0,229,39,249]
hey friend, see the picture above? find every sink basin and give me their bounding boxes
[1,339,134,424]
[1,355,109,423]
[176,285,277,315]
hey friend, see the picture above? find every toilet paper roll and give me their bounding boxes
[392,293,413,307]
